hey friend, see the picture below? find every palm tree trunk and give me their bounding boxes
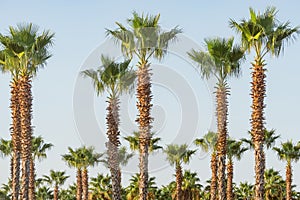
[106,97,122,200]
[251,62,266,200]
[19,75,33,200]
[10,80,21,200]
[82,168,88,200]
[286,161,292,200]
[216,86,228,200]
[137,62,152,200]
[53,185,58,200]
[29,156,36,200]
[210,153,217,200]
[77,168,83,200]
[226,160,233,200]
[175,164,183,200]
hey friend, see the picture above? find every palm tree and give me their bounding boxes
[273,141,300,200]
[36,186,52,200]
[230,7,299,199]
[181,170,202,200]
[264,168,285,200]
[242,129,280,150]
[124,131,163,153]
[82,55,135,200]
[78,146,102,200]
[30,136,53,199]
[0,23,54,200]
[107,12,181,200]
[226,139,248,200]
[188,37,244,199]
[234,182,254,200]
[62,147,84,200]
[0,139,13,179]
[125,174,157,200]
[90,173,112,200]
[194,131,218,199]
[164,144,196,200]
[43,170,69,200]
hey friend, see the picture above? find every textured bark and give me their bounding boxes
[286,162,292,200]
[106,97,122,200]
[226,160,233,200]
[19,75,33,200]
[251,62,266,200]
[216,86,228,200]
[82,168,88,200]
[29,156,36,200]
[136,62,152,200]
[210,153,217,200]
[53,185,58,200]
[76,169,82,200]
[10,80,21,200]
[175,164,183,200]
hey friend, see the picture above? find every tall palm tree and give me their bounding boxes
[78,146,102,200]
[226,139,248,200]
[188,37,244,200]
[82,55,135,200]
[43,170,69,200]
[230,7,299,199]
[0,23,54,200]
[30,136,53,200]
[194,131,218,200]
[107,12,181,200]
[164,144,196,200]
[273,141,300,200]
[62,147,84,200]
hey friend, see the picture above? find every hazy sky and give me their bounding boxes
[1,0,300,189]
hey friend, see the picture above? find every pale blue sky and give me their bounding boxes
[1,0,300,189]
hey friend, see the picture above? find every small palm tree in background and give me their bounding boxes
[273,141,300,200]
[90,173,112,200]
[43,170,69,200]
[194,131,218,199]
[30,136,53,199]
[164,144,196,200]
[188,37,245,200]
[230,7,299,199]
[107,12,181,200]
[62,147,84,200]
[226,139,248,200]
[234,182,254,199]
[82,55,135,200]
[264,168,285,200]
[242,129,280,150]
[0,139,13,178]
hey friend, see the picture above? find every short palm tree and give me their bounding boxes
[264,168,285,200]
[194,131,218,199]
[78,146,102,200]
[107,12,181,200]
[242,129,280,150]
[90,173,112,200]
[164,144,196,200]
[124,131,162,153]
[188,37,244,199]
[226,139,248,200]
[0,139,13,177]
[43,170,69,200]
[0,23,54,200]
[181,170,202,200]
[273,141,300,200]
[62,147,84,200]
[30,136,53,199]
[82,55,135,200]
[234,182,254,200]
[230,7,299,199]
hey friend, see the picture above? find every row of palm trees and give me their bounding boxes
[1,132,300,199]
[0,6,299,200]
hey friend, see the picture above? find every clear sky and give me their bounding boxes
[1,0,300,189]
